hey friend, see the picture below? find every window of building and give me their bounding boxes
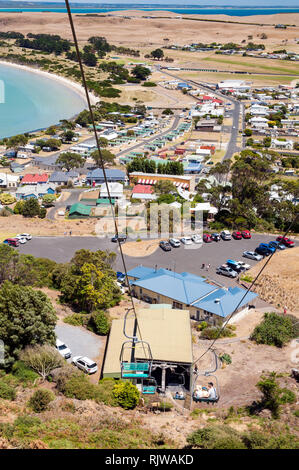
[173,301,183,310]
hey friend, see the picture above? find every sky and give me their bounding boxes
[9,0,299,6]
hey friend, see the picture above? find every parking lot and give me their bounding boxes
[55,323,104,365]
[17,233,278,289]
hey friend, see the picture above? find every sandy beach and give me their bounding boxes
[0,59,98,106]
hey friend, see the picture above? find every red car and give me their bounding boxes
[203,233,212,243]
[232,231,242,240]
[3,238,19,247]
[276,236,295,248]
[241,230,251,239]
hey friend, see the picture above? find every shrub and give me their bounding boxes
[89,310,110,335]
[62,373,98,400]
[187,425,246,449]
[63,313,90,327]
[220,353,232,365]
[157,401,173,412]
[142,81,157,87]
[196,321,208,331]
[201,326,235,340]
[250,312,296,347]
[0,193,16,205]
[0,380,16,400]
[28,388,55,412]
[95,378,119,407]
[112,381,140,410]
[20,345,63,381]
[11,361,39,385]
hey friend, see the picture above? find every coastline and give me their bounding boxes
[0,59,99,107]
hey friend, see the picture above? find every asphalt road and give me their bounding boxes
[157,67,243,161]
[18,233,276,289]
[55,323,103,364]
[47,189,82,220]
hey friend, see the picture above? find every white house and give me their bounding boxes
[0,172,19,188]
[217,80,251,91]
[271,139,293,150]
[100,182,124,199]
[250,116,269,129]
[250,104,270,117]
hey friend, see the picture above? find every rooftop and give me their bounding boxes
[103,305,193,377]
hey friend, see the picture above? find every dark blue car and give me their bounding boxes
[255,243,275,256]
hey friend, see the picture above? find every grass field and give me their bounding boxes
[176,70,296,85]
[202,56,299,76]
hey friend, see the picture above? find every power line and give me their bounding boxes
[64,0,148,357]
[192,212,299,366]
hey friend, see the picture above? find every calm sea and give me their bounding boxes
[0,63,86,138]
[0,8,299,16]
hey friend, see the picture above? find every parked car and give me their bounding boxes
[56,339,71,359]
[72,356,98,374]
[3,238,19,247]
[220,230,231,241]
[276,236,295,248]
[241,230,251,239]
[15,235,27,244]
[160,241,171,251]
[191,234,202,244]
[203,233,213,243]
[237,260,251,270]
[111,234,127,243]
[243,251,263,261]
[255,243,273,257]
[232,231,242,240]
[180,237,193,245]
[268,241,286,250]
[226,259,246,273]
[216,264,237,278]
[116,272,126,283]
[211,233,221,242]
[16,233,32,241]
[169,238,181,248]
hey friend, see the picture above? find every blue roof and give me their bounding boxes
[127,266,157,279]
[87,169,126,180]
[193,287,258,317]
[130,268,217,305]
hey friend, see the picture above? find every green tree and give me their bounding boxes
[154,180,177,195]
[90,310,110,335]
[42,194,56,208]
[91,149,115,166]
[112,381,140,410]
[56,152,85,171]
[0,282,57,367]
[151,48,164,60]
[62,130,75,142]
[250,312,298,347]
[6,134,28,150]
[131,65,151,81]
[22,198,41,218]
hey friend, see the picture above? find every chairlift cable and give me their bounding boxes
[64,0,146,354]
[192,212,299,367]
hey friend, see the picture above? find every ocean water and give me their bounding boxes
[1,7,299,16]
[0,63,86,138]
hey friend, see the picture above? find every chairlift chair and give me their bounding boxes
[120,308,153,380]
[192,350,220,404]
[142,377,157,395]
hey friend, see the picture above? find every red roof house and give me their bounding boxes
[132,184,156,200]
[21,173,49,185]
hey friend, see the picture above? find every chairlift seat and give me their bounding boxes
[142,385,156,394]
[193,396,219,404]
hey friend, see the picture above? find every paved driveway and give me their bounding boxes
[18,233,276,288]
[55,323,103,364]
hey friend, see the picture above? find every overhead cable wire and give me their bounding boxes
[64,0,148,357]
[192,212,299,367]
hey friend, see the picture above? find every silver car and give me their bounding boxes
[169,238,181,248]
[243,251,263,261]
[72,356,98,374]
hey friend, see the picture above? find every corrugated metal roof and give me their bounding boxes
[193,287,258,317]
[103,306,193,376]
[69,203,91,216]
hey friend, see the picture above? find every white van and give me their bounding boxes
[56,339,72,359]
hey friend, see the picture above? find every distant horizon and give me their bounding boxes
[3,1,299,7]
